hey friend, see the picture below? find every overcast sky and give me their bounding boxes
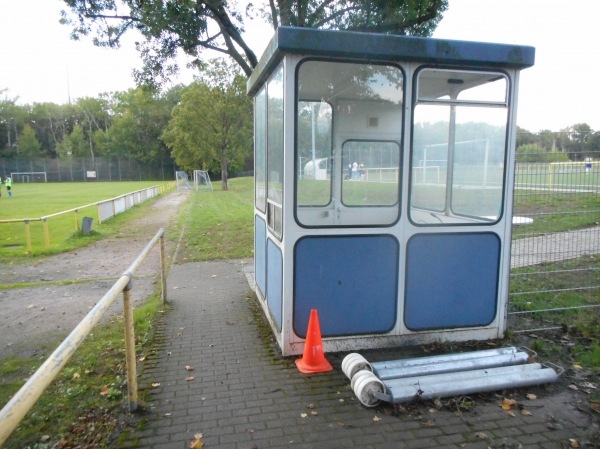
[1,0,598,133]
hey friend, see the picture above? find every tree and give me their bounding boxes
[57,124,88,158]
[17,124,43,157]
[162,59,252,190]
[0,92,29,157]
[106,87,178,163]
[60,0,447,83]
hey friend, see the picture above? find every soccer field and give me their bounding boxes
[0,181,170,258]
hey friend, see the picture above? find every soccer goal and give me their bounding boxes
[175,171,193,191]
[10,171,47,183]
[193,170,213,191]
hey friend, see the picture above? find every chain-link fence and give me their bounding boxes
[0,156,176,182]
[508,151,600,335]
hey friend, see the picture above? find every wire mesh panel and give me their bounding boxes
[509,150,600,334]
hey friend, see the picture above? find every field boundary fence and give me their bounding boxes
[0,228,168,446]
[508,150,600,334]
[0,183,174,254]
[0,156,176,182]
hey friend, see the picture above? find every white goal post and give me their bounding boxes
[193,170,213,191]
[10,172,47,182]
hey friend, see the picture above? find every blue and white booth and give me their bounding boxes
[248,27,534,356]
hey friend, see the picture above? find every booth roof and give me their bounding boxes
[247,26,535,96]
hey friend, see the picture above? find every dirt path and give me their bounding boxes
[0,190,190,360]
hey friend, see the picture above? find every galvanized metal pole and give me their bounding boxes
[122,276,139,412]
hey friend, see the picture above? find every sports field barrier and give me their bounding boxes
[0,182,174,254]
[0,227,168,446]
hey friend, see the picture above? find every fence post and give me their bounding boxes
[159,232,167,304]
[74,209,80,231]
[43,219,50,248]
[122,275,139,412]
[24,220,32,254]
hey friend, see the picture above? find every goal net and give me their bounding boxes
[193,170,213,191]
[10,172,47,183]
[175,171,193,190]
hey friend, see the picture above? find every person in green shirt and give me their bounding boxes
[4,176,12,197]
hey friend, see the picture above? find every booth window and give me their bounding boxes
[410,69,509,225]
[267,65,284,238]
[342,140,400,206]
[296,60,403,227]
[255,86,267,213]
[296,100,333,206]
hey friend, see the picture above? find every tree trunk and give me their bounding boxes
[221,151,229,191]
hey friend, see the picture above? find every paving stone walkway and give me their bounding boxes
[123,259,599,449]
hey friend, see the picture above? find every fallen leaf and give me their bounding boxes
[307,403,315,409]
[428,408,438,414]
[506,410,516,417]
[41,435,50,442]
[339,398,344,403]
[72,372,80,380]
[139,356,146,362]
[568,384,579,391]
[580,382,597,390]
[300,413,308,418]
[311,411,318,416]
[569,438,581,448]
[189,433,204,449]
[226,321,234,325]
[474,432,487,440]
[521,409,533,416]
[99,385,110,396]
[211,275,218,278]
[501,398,517,410]
[151,382,161,388]
[185,376,195,381]
[372,416,381,422]
[185,365,195,371]
[164,413,172,416]
[526,393,537,400]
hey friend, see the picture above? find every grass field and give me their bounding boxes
[0,181,170,260]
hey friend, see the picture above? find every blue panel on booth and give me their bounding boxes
[294,235,399,338]
[405,233,500,331]
[267,239,283,332]
[255,216,267,296]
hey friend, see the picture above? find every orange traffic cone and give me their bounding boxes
[296,309,333,373]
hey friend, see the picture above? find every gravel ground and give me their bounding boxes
[0,190,189,360]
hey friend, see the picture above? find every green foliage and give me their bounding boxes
[516,144,569,163]
[162,60,252,189]
[107,87,179,162]
[60,0,447,81]
[17,124,43,157]
[56,123,88,157]
[574,342,600,368]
